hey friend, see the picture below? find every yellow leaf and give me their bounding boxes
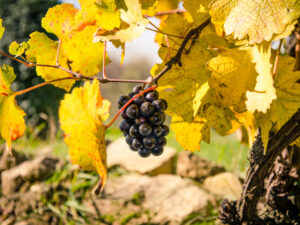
[246,42,276,113]
[9,41,29,56]
[154,38,234,150]
[77,0,121,30]
[224,0,300,43]
[207,47,257,108]
[0,18,4,40]
[208,0,238,36]
[139,0,158,16]
[59,79,110,189]
[93,0,149,43]
[0,65,26,152]
[255,55,300,152]
[156,0,179,12]
[183,0,210,25]
[26,32,74,91]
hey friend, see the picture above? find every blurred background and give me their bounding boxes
[0,1,251,224]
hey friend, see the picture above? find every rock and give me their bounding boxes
[0,149,28,174]
[1,156,59,195]
[143,175,211,224]
[86,174,212,225]
[107,138,176,175]
[177,151,225,180]
[203,172,243,200]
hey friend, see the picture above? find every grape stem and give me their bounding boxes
[105,86,157,128]
[272,39,283,78]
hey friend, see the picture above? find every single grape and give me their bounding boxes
[151,147,163,156]
[129,124,140,137]
[118,95,130,109]
[128,92,136,98]
[161,99,168,110]
[133,95,145,105]
[140,102,155,117]
[143,136,157,149]
[125,135,133,145]
[132,138,143,150]
[119,120,131,133]
[132,85,143,93]
[129,145,138,151]
[149,112,164,125]
[145,90,159,102]
[126,104,139,119]
[139,123,152,136]
[156,136,167,147]
[138,148,151,157]
[121,110,130,120]
[152,126,163,137]
[135,117,147,124]
[152,99,166,112]
[161,125,169,136]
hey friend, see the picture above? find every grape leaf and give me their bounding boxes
[59,79,110,189]
[246,42,276,113]
[0,18,4,40]
[93,0,149,43]
[9,41,30,56]
[26,32,75,91]
[256,55,300,151]
[42,4,106,77]
[0,65,26,152]
[77,0,121,30]
[208,0,238,36]
[183,0,210,25]
[140,0,158,16]
[156,0,179,12]
[224,0,300,43]
[207,46,257,109]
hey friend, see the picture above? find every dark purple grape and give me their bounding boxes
[151,147,163,156]
[161,99,168,110]
[119,120,131,133]
[149,112,164,125]
[118,95,130,109]
[138,148,151,157]
[128,92,135,98]
[129,124,140,137]
[129,145,138,151]
[126,104,139,119]
[140,102,155,117]
[152,126,163,137]
[156,136,167,147]
[152,99,166,112]
[135,117,147,124]
[145,91,159,102]
[133,95,145,105]
[121,110,130,120]
[132,138,143,150]
[125,135,133,145]
[143,136,157,149]
[132,85,143,93]
[139,123,152,136]
[161,125,169,136]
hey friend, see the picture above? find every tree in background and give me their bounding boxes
[0,0,61,136]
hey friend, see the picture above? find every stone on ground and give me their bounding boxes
[107,138,176,175]
[177,151,225,180]
[203,172,242,200]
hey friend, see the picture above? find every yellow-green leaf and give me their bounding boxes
[0,65,26,152]
[26,32,75,91]
[0,18,4,40]
[207,47,257,109]
[246,43,276,113]
[94,0,149,43]
[59,79,110,189]
[183,0,210,25]
[9,41,29,56]
[224,0,300,43]
[139,0,158,16]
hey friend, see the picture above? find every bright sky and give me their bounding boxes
[60,0,161,65]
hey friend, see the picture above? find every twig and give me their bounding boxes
[102,41,108,79]
[145,27,184,39]
[273,39,283,78]
[153,17,211,83]
[105,86,157,128]
[0,50,31,67]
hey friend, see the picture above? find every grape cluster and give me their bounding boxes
[118,85,169,157]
